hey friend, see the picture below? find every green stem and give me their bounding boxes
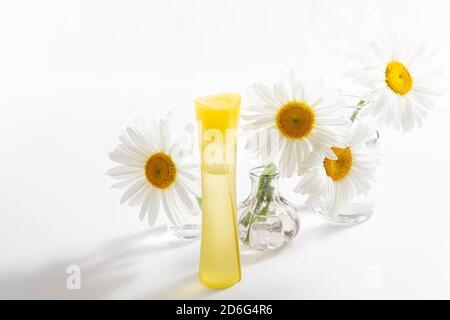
[350,99,366,122]
[243,163,276,244]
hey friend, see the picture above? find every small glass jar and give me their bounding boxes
[238,166,300,251]
[310,95,379,225]
[167,214,201,240]
[342,95,379,147]
[310,186,377,225]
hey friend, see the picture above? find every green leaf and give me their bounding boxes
[261,162,277,176]
[244,163,277,243]
[257,207,269,222]
[240,212,252,227]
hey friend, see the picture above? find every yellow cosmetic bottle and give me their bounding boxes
[195,93,241,288]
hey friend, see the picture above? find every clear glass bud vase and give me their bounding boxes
[238,165,300,251]
[311,95,380,225]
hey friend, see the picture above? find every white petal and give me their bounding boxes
[106,165,141,177]
[369,40,388,66]
[252,83,279,106]
[119,134,148,159]
[162,190,181,226]
[244,104,278,114]
[115,144,146,162]
[368,90,389,117]
[110,178,137,189]
[284,141,297,178]
[108,170,143,181]
[120,179,146,204]
[348,122,370,148]
[135,119,156,147]
[149,118,161,149]
[173,182,194,211]
[316,116,351,127]
[273,80,289,104]
[276,138,289,177]
[159,118,171,151]
[177,169,198,182]
[308,135,337,160]
[245,115,276,127]
[126,127,153,154]
[129,185,150,207]
[241,113,262,121]
[109,152,144,167]
[177,175,201,197]
[147,191,160,226]
[311,128,340,146]
[410,90,435,109]
[241,120,275,132]
[139,191,152,221]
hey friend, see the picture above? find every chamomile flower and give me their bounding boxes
[347,30,442,132]
[242,71,351,178]
[294,120,379,217]
[107,117,200,226]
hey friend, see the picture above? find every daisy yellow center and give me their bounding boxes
[276,101,315,139]
[324,147,352,181]
[385,61,413,95]
[144,152,176,189]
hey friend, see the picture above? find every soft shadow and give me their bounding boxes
[240,248,283,266]
[300,223,348,242]
[240,213,350,265]
[0,226,195,299]
[146,273,219,300]
[1,216,358,299]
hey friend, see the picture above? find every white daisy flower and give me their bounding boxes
[294,120,379,217]
[346,30,443,132]
[242,71,351,177]
[107,117,200,227]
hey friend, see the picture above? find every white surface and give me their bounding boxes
[1,0,450,299]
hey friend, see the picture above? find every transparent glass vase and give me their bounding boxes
[310,95,379,226]
[238,166,300,251]
[167,213,201,240]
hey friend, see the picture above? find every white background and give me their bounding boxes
[1,0,450,299]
